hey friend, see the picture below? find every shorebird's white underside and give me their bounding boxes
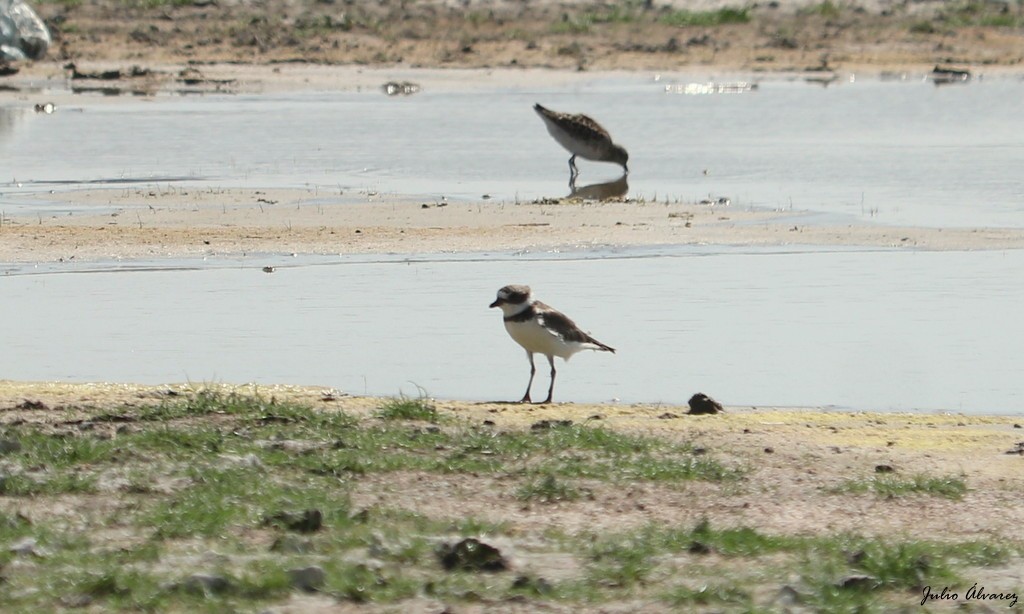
[503,314,599,360]
[539,117,608,161]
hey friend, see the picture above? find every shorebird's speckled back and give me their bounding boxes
[534,103,629,172]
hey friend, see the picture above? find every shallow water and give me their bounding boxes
[2,75,1023,413]
[2,74,1024,227]
[3,246,1022,414]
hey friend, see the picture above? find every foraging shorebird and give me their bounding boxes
[489,284,615,404]
[534,103,629,180]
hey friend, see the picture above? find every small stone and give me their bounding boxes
[269,534,313,554]
[9,537,44,557]
[837,574,877,590]
[687,393,724,415]
[874,464,895,473]
[58,594,93,608]
[438,538,508,572]
[511,575,552,595]
[181,573,231,595]
[764,447,774,454]
[288,566,325,592]
[263,509,323,533]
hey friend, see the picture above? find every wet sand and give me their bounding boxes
[4,185,1024,264]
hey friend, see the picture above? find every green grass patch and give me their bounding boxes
[517,473,582,503]
[798,0,843,18]
[934,0,1024,28]
[832,473,967,500]
[377,394,439,422]
[659,7,751,27]
[0,390,1016,612]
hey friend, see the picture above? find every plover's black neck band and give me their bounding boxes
[503,305,535,323]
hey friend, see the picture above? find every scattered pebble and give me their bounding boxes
[511,575,552,595]
[874,464,895,473]
[288,565,325,592]
[180,573,231,596]
[9,537,47,558]
[270,534,314,554]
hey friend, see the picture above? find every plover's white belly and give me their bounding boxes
[543,122,608,161]
[505,319,579,359]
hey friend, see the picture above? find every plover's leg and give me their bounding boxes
[520,351,536,403]
[568,155,579,180]
[541,355,557,404]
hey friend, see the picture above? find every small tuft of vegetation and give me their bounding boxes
[832,473,968,500]
[517,473,582,503]
[659,7,751,27]
[376,393,439,422]
[798,0,843,18]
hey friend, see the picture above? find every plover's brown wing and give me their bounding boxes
[534,302,615,352]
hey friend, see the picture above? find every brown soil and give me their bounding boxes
[13,0,1024,87]
[2,380,1022,546]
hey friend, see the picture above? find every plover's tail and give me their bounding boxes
[587,337,616,354]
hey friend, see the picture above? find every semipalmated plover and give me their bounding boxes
[489,284,615,404]
[534,103,629,179]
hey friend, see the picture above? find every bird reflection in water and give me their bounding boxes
[568,172,628,201]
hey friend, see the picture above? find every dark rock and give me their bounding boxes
[438,538,508,572]
[837,574,878,590]
[688,393,723,415]
[262,509,323,533]
[874,464,895,473]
